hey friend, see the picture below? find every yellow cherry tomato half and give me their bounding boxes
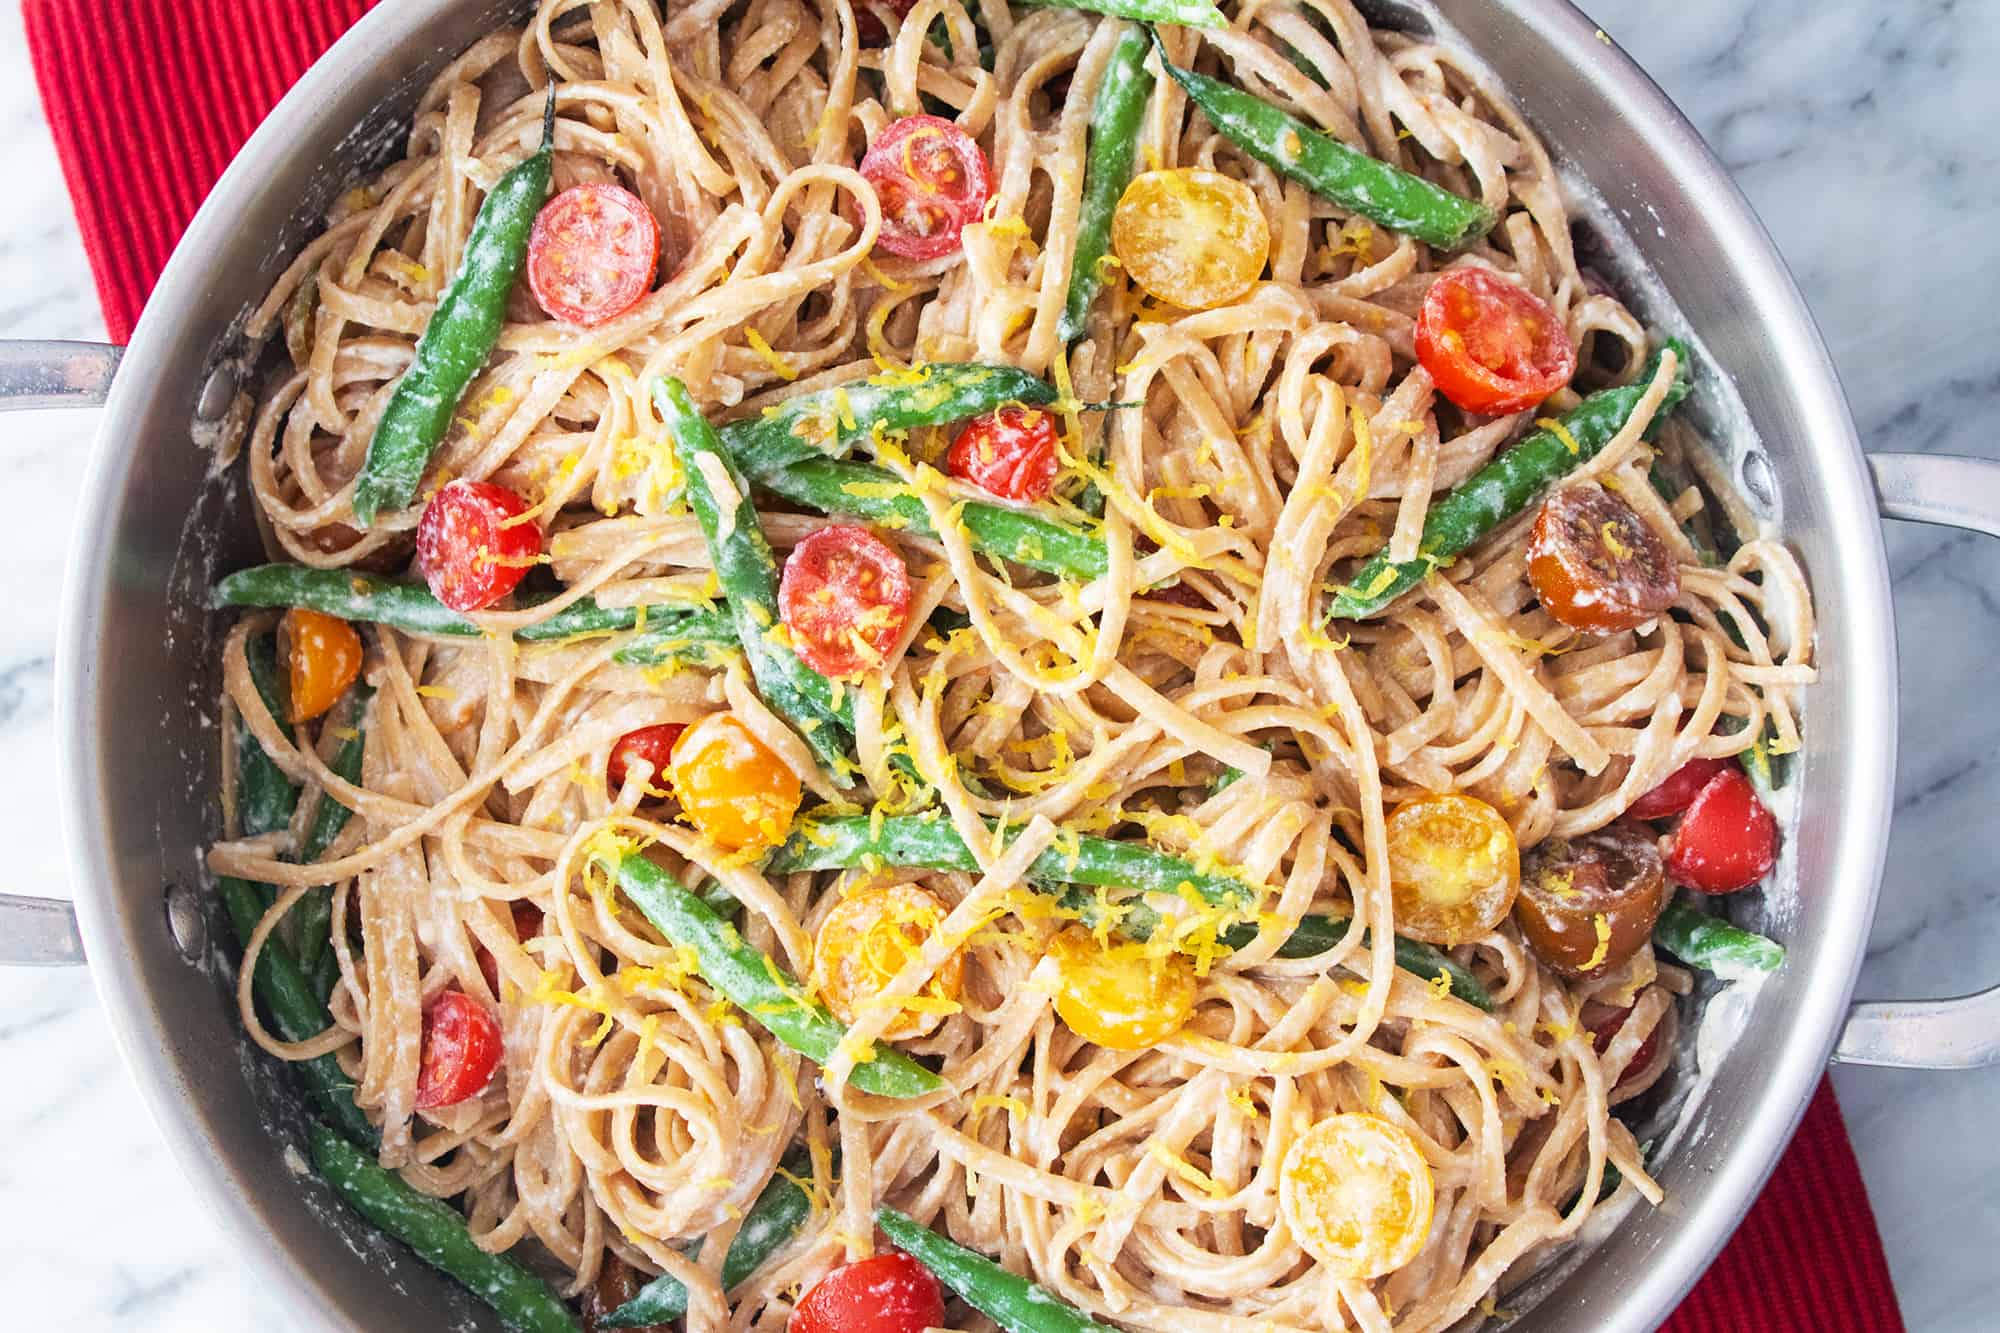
[666,712,802,853]
[281,608,363,723]
[1111,169,1271,311]
[812,883,966,1040]
[1280,1113,1434,1279]
[1048,927,1197,1051]
[1384,792,1520,947]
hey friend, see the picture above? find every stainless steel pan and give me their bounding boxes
[3,1,1996,1328]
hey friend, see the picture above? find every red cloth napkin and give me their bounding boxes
[24,3,1906,1328]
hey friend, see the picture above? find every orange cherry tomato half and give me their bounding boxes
[1048,927,1197,1051]
[667,712,802,853]
[946,405,1061,502]
[1111,168,1270,311]
[812,883,965,1040]
[607,723,688,798]
[415,479,542,613]
[858,115,992,261]
[1384,792,1521,947]
[1665,766,1777,894]
[1415,267,1576,415]
[1279,1113,1434,1278]
[1628,756,1734,821]
[476,901,544,995]
[527,184,660,327]
[414,990,503,1110]
[1527,483,1680,633]
[790,1251,943,1333]
[281,608,362,723]
[778,525,913,679]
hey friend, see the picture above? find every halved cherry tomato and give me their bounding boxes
[1415,267,1576,414]
[1585,1002,1666,1097]
[281,608,362,723]
[527,184,660,327]
[476,901,545,995]
[778,525,912,678]
[1111,168,1270,311]
[607,723,688,798]
[1665,767,1777,893]
[668,712,802,852]
[1514,822,1667,979]
[1279,1113,1434,1279]
[1048,927,1197,1051]
[1527,484,1680,633]
[790,1250,943,1333]
[1628,756,1734,820]
[414,990,503,1109]
[946,405,1060,502]
[811,883,964,1040]
[415,479,542,613]
[858,115,992,261]
[583,1256,668,1333]
[1384,792,1521,947]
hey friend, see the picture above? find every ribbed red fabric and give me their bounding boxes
[23,3,1906,1328]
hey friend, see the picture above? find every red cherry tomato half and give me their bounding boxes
[789,1251,943,1333]
[526,184,660,327]
[946,405,1060,502]
[1629,756,1734,821]
[853,0,917,43]
[1665,767,1778,894]
[1415,267,1577,415]
[858,115,992,261]
[416,479,541,613]
[778,526,913,678]
[414,990,503,1109]
[476,901,545,995]
[607,723,688,797]
[1586,1004,1664,1095]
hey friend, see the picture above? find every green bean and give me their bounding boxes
[352,92,557,527]
[293,687,373,988]
[1153,38,1495,250]
[655,377,855,771]
[1019,0,1224,29]
[597,844,946,1098]
[215,875,378,1148]
[875,1208,1116,1333]
[602,1147,818,1326]
[239,633,300,843]
[1327,341,1693,621]
[212,565,737,664]
[307,1123,582,1333]
[754,458,1109,580]
[708,363,1106,579]
[765,813,1494,1008]
[719,363,1055,478]
[221,639,376,1147]
[1652,900,1784,977]
[1060,26,1155,344]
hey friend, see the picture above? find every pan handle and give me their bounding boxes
[1834,451,2000,1068]
[0,340,123,966]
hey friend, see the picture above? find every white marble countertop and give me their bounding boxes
[0,0,1992,1328]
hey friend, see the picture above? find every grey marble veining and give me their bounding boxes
[0,0,1993,1327]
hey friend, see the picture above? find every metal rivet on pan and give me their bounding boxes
[1739,449,1777,514]
[165,882,207,962]
[195,364,238,422]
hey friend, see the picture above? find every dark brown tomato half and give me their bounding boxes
[1526,484,1680,633]
[581,1256,668,1333]
[1514,821,1668,979]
